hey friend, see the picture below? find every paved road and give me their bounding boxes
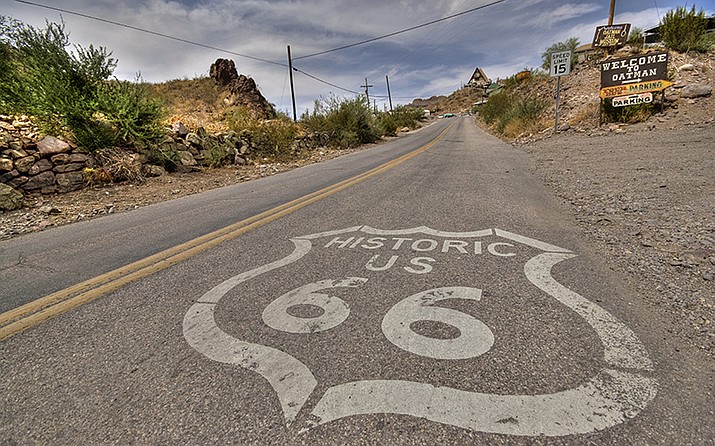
[1,118,712,445]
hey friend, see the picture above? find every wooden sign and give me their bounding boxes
[593,24,631,48]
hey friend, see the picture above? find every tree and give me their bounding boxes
[0,16,164,149]
[660,5,708,53]
[541,37,580,70]
[627,27,645,51]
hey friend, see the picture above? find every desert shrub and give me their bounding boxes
[0,16,165,149]
[480,90,546,135]
[147,143,181,172]
[628,27,645,51]
[541,37,579,70]
[95,80,165,145]
[660,5,708,53]
[203,138,235,168]
[226,106,299,160]
[603,99,655,124]
[92,147,144,182]
[301,96,380,149]
[378,106,424,136]
[698,31,715,52]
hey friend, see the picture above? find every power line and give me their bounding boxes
[294,0,507,60]
[13,0,494,104]
[13,0,382,97]
[292,68,361,95]
[12,0,288,68]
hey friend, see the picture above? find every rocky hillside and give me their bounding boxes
[523,50,713,137]
[413,50,713,137]
[0,59,287,211]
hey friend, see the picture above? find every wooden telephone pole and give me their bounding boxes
[287,45,297,122]
[608,0,616,25]
[362,78,373,107]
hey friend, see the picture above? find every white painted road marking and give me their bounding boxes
[381,287,494,360]
[263,278,367,334]
[183,226,657,436]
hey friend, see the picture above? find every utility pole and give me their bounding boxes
[362,78,373,108]
[385,75,393,111]
[287,45,297,122]
[608,0,616,25]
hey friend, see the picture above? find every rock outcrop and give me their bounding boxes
[210,59,276,119]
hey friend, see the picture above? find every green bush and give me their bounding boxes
[660,5,708,53]
[0,16,165,149]
[378,106,424,136]
[541,37,579,70]
[147,142,181,172]
[480,89,546,135]
[602,99,655,124]
[627,27,645,51]
[301,96,380,149]
[225,106,299,160]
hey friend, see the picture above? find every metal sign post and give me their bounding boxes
[550,50,572,133]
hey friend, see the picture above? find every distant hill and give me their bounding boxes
[411,87,486,114]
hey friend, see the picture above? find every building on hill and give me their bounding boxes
[466,67,491,88]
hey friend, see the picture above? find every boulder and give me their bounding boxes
[28,159,53,175]
[144,165,167,177]
[0,157,12,172]
[51,153,72,164]
[37,136,71,156]
[0,170,19,182]
[56,171,85,192]
[14,156,35,174]
[172,122,189,136]
[210,58,239,85]
[69,153,89,163]
[6,149,28,159]
[7,176,28,189]
[680,83,712,99]
[186,132,202,147]
[53,163,85,173]
[22,171,55,191]
[178,151,197,166]
[0,183,23,211]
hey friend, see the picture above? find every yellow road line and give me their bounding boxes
[0,124,452,340]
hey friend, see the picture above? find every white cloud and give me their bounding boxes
[6,0,700,113]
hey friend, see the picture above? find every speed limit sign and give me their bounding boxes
[550,50,572,77]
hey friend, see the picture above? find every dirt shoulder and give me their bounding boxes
[520,124,714,354]
[0,134,412,241]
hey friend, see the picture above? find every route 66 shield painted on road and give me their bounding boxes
[183,226,657,437]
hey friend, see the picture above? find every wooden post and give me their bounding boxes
[608,0,616,25]
[386,75,393,111]
[363,78,372,107]
[554,75,561,133]
[287,45,297,122]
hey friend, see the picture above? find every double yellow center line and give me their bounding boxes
[0,124,452,340]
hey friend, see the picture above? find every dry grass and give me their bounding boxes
[147,77,231,133]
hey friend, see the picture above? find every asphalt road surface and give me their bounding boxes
[1,118,712,445]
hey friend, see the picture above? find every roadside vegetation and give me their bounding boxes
[0,16,425,173]
[478,72,547,138]
[0,16,165,150]
[478,3,714,137]
[660,5,713,53]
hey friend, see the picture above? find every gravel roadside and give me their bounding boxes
[520,123,714,355]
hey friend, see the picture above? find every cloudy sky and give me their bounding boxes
[3,0,714,114]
